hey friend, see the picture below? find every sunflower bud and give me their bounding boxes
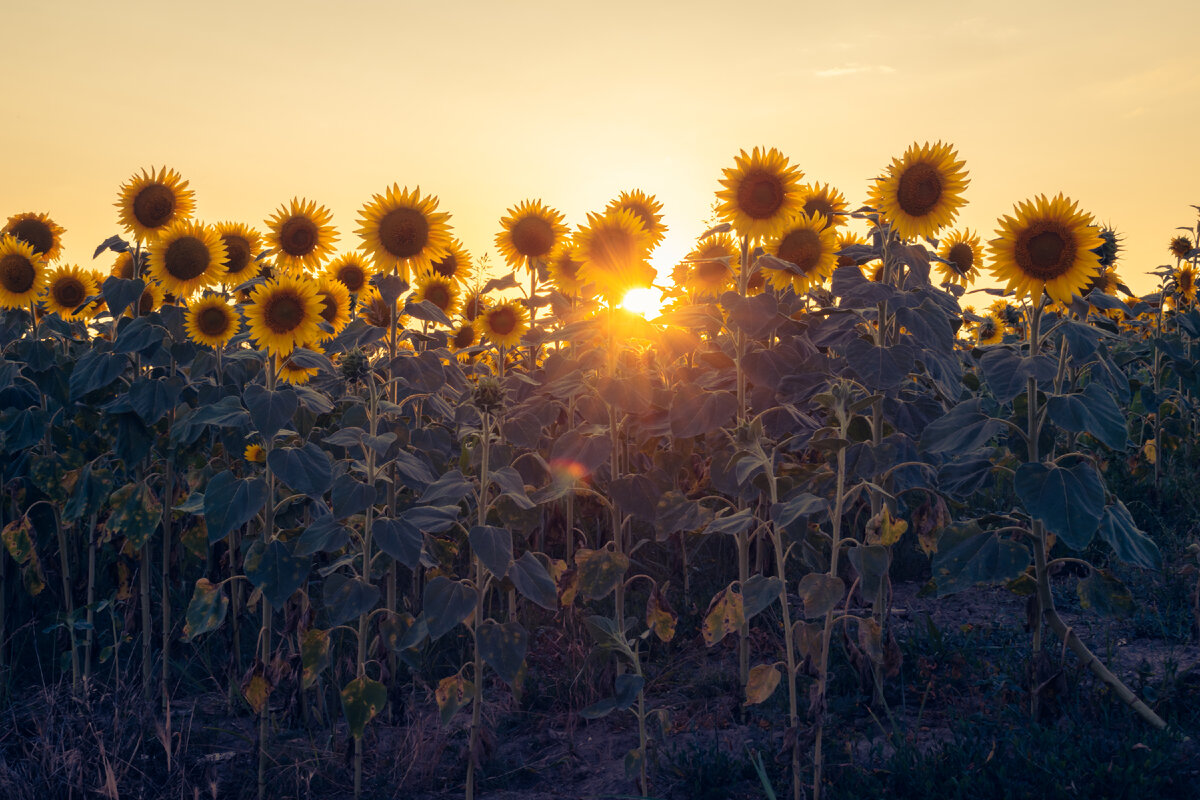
[471,377,505,414]
[341,348,370,384]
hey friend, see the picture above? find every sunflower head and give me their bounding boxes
[606,190,667,249]
[545,243,589,296]
[357,184,452,278]
[452,321,479,352]
[935,229,984,286]
[41,265,97,321]
[870,141,969,241]
[213,222,263,282]
[495,199,567,269]
[126,280,165,318]
[185,294,241,348]
[797,183,849,230]
[475,300,530,349]
[683,233,738,298]
[427,238,473,285]
[412,274,459,319]
[460,289,489,322]
[989,193,1103,305]
[146,219,226,299]
[275,353,319,386]
[314,278,351,338]
[975,313,1004,345]
[265,198,338,275]
[716,146,804,241]
[762,212,838,294]
[325,251,374,295]
[245,444,266,464]
[1091,225,1122,269]
[3,212,65,262]
[1169,235,1193,260]
[115,166,195,241]
[0,235,48,310]
[244,273,324,357]
[1085,267,1126,299]
[834,231,871,268]
[573,209,653,300]
[358,287,408,330]
[1175,264,1198,304]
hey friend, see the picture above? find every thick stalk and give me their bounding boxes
[354,377,380,799]
[766,473,800,800]
[466,410,491,800]
[140,543,152,697]
[161,457,174,712]
[258,361,278,800]
[605,307,626,633]
[53,510,79,693]
[84,512,97,683]
[734,235,751,690]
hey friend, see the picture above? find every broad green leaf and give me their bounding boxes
[469,525,513,579]
[797,573,844,619]
[771,492,828,529]
[422,576,476,640]
[575,547,630,601]
[476,620,527,686]
[181,578,228,641]
[932,522,1031,597]
[69,350,127,400]
[845,339,914,390]
[509,551,558,611]
[846,545,891,604]
[741,574,783,621]
[341,677,387,739]
[580,674,644,719]
[203,471,268,544]
[1096,499,1161,569]
[372,517,423,569]
[107,481,161,550]
[322,574,380,625]
[267,442,333,497]
[1014,461,1104,550]
[669,387,737,438]
[1077,568,1134,617]
[243,384,298,440]
[920,399,1002,455]
[244,539,309,609]
[330,473,377,519]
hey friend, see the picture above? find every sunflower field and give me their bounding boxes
[0,145,1197,800]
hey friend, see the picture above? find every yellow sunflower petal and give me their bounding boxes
[870,141,969,241]
[357,184,451,279]
[762,212,838,294]
[716,146,805,241]
[3,212,66,262]
[475,300,530,348]
[572,209,653,300]
[115,166,195,241]
[495,199,567,269]
[988,193,1103,305]
[0,235,48,310]
[185,294,241,348]
[265,197,338,275]
[146,219,226,299]
[935,229,984,286]
[41,264,97,321]
[606,190,667,249]
[244,273,325,357]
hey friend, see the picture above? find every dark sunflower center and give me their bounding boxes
[1171,237,1192,258]
[510,216,556,258]
[379,208,429,259]
[896,162,943,217]
[979,317,998,338]
[424,284,451,311]
[337,264,366,293]
[280,217,318,257]
[432,252,458,278]
[737,170,784,220]
[0,254,35,294]
[222,235,253,275]
[776,228,822,274]
[803,198,836,227]
[947,242,974,274]
[462,294,484,321]
[138,288,156,314]
[363,297,390,328]
[695,260,729,284]
[11,218,54,255]
[113,254,135,280]
[453,325,476,349]
[488,307,517,336]
[52,277,85,309]
[133,184,176,229]
[165,236,211,281]
[264,292,305,333]
[198,306,231,337]
[318,292,338,323]
[1016,226,1075,281]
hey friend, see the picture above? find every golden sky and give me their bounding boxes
[4,0,1199,296]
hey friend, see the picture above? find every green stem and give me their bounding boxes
[466,409,491,800]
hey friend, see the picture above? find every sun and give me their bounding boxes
[621,287,664,320]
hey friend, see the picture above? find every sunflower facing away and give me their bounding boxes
[128,279,165,317]
[357,287,408,330]
[412,274,459,318]
[245,273,324,357]
[1169,235,1193,260]
[572,209,653,300]
[3,212,65,262]
[989,193,1103,305]
[606,190,667,249]
[871,141,969,241]
[475,299,530,348]
[762,213,838,295]
[0,235,48,309]
[41,265,97,321]
[325,251,374,294]
[116,166,196,241]
[797,183,849,230]
[427,238,473,285]
[357,184,451,278]
[214,222,263,283]
[495,199,567,269]
[265,198,338,274]
[275,353,320,386]
[314,278,351,337]
[683,232,738,298]
[145,219,226,299]
[185,294,241,348]
[716,146,804,241]
[835,231,871,268]
[935,229,984,286]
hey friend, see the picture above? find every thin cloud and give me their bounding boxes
[814,63,896,78]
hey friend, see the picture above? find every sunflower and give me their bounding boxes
[989,193,1103,305]
[460,289,489,322]
[0,235,48,309]
[1092,225,1122,269]
[1085,267,1126,298]
[935,229,984,286]
[1175,264,1198,304]
[314,278,351,337]
[1169,235,1193,260]
[214,222,263,282]
[606,190,667,248]
[182,294,239,348]
[683,233,738,298]
[797,183,849,230]
[40,265,97,320]
[265,198,338,275]
[475,299,530,348]
[3,212,65,262]
[145,219,226,299]
[411,274,459,318]
[716,146,804,241]
[975,312,1004,345]
[452,321,479,350]
[245,444,266,464]
[572,209,653,300]
[115,166,195,241]
[870,141,969,241]
[244,273,324,356]
[834,231,871,268]
[762,213,838,294]
[426,238,473,285]
[546,244,588,296]
[357,184,451,278]
[127,280,165,317]
[325,251,374,294]
[357,287,408,329]
[495,199,567,269]
[275,353,319,385]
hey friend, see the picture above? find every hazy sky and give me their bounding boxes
[4,0,1199,296]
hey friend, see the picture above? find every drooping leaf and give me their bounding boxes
[322,574,380,625]
[845,339,914,390]
[610,475,660,524]
[1,517,45,596]
[128,376,182,425]
[797,573,844,619]
[920,399,1002,455]
[435,672,473,725]
[744,663,781,706]
[330,473,377,519]
[741,574,783,621]
[243,383,298,440]
[645,584,677,642]
[770,492,827,529]
[846,545,891,604]
[203,471,268,543]
[1096,499,1161,570]
[106,481,161,550]
[509,551,558,611]
[702,582,745,647]
[580,674,644,719]
[341,677,387,739]
[295,514,351,556]
[1077,568,1134,617]
[932,522,1031,597]
[477,620,527,686]
[372,517,424,569]
[300,628,331,689]
[244,539,309,609]
[182,578,228,641]
[469,525,513,579]
[575,547,629,601]
[669,388,738,438]
[69,350,127,400]
[267,442,333,497]
[1014,460,1105,550]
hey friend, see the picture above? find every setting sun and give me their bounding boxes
[620,286,665,319]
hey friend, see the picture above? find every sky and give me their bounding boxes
[4,0,1200,297]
